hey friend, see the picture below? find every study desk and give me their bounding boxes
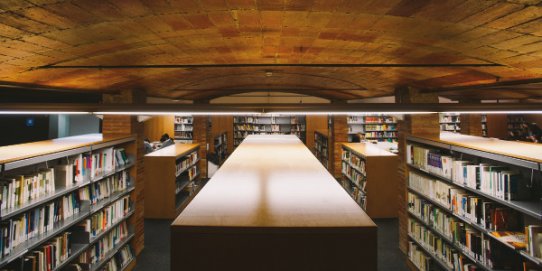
[171,135,377,271]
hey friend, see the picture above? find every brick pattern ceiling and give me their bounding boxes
[0,0,541,101]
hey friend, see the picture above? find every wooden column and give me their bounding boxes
[395,86,440,254]
[210,115,234,154]
[102,90,145,255]
[460,114,483,136]
[306,115,328,150]
[193,116,211,179]
[331,115,348,178]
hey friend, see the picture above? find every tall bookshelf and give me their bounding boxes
[313,131,329,169]
[174,116,193,143]
[0,134,139,271]
[439,113,461,133]
[340,143,398,218]
[508,114,526,137]
[481,114,488,137]
[144,143,201,219]
[233,115,306,148]
[213,132,228,166]
[404,133,542,271]
[347,115,397,142]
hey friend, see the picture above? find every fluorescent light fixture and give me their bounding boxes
[0,111,90,115]
[92,112,261,116]
[442,111,542,114]
[267,112,437,115]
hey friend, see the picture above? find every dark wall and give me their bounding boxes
[0,115,50,146]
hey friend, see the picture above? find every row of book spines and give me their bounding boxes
[408,223,486,271]
[1,148,130,210]
[22,231,71,271]
[342,151,366,170]
[408,188,525,243]
[102,245,134,271]
[407,192,542,268]
[408,221,469,270]
[1,170,55,210]
[76,223,129,266]
[409,170,532,235]
[409,145,530,201]
[75,197,130,237]
[341,163,365,183]
[410,215,484,261]
[79,173,129,204]
[342,160,366,176]
[408,215,524,270]
[1,193,81,255]
[176,152,198,170]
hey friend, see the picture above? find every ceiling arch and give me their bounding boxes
[0,0,540,101]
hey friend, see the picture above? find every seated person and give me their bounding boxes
[144,138,154,154]
[159,133,175,148]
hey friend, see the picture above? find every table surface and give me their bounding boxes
[145,143,199,158]
[342,142,397,157]
[437,132,542,163]
[173,134,375,228]
[0,133,130,164]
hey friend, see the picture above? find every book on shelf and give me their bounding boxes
[0,191,81,258]
[525,225,542,259]
[103,245,134,271]
[490,231,526,249]
[75,196,130,238]
[23,231,72,271]
[76,222,129,266]
[408,191,524,270]
[78,171,129,205]
[0,168,56,211]
[408,144,533,202]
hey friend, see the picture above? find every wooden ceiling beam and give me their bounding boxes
[179,88,360,101]
[422,78,542,94]
[35,63,503,70]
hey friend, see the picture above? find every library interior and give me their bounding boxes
[1,1,542,271]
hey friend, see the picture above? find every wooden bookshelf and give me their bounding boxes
[347,115,398,142]
[213,132,228,166]
[341,143,399,218]
[439,113,461,133]
[174,115,194,143]
[144,143,201,219]
[313,130,329,169]
[171,135,377,271]
[0,134,138,271]
[404,132,542,270]
[233,115,306,148]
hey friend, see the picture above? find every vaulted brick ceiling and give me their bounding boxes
[1,0,541,101]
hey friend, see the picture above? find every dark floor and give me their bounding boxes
[133,218,408,271]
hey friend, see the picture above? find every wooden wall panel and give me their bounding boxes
[460,114,483,136]
[210,115,233,153]
[487,114,509,139]
[524,114,542,127]
[306,115,328,150]
[143,115,174,142]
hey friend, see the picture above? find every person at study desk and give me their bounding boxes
[525,123,542,143]
[159,133,175,148]
[144,138,154,154]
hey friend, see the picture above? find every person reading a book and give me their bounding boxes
[160,133,175,148]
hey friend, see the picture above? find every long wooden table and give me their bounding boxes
[171,135,377,271]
